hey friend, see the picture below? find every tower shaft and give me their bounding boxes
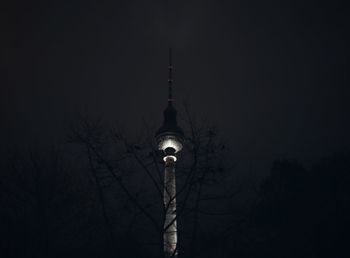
[163,158,178,258]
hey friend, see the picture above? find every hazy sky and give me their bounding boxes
[2,0,350,172]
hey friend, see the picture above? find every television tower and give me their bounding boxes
[155,48,184,258]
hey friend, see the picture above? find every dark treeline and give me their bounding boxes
[199,154,350,258]
[1,130,349,258]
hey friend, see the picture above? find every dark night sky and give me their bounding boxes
[2,0,350,174]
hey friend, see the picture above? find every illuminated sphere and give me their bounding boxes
[155,103,184,154]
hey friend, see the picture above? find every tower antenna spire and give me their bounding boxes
[168,47,173,104]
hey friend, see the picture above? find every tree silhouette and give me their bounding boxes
[2,117,348,258]
[69,108,239,258]
[249,153,350,258]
